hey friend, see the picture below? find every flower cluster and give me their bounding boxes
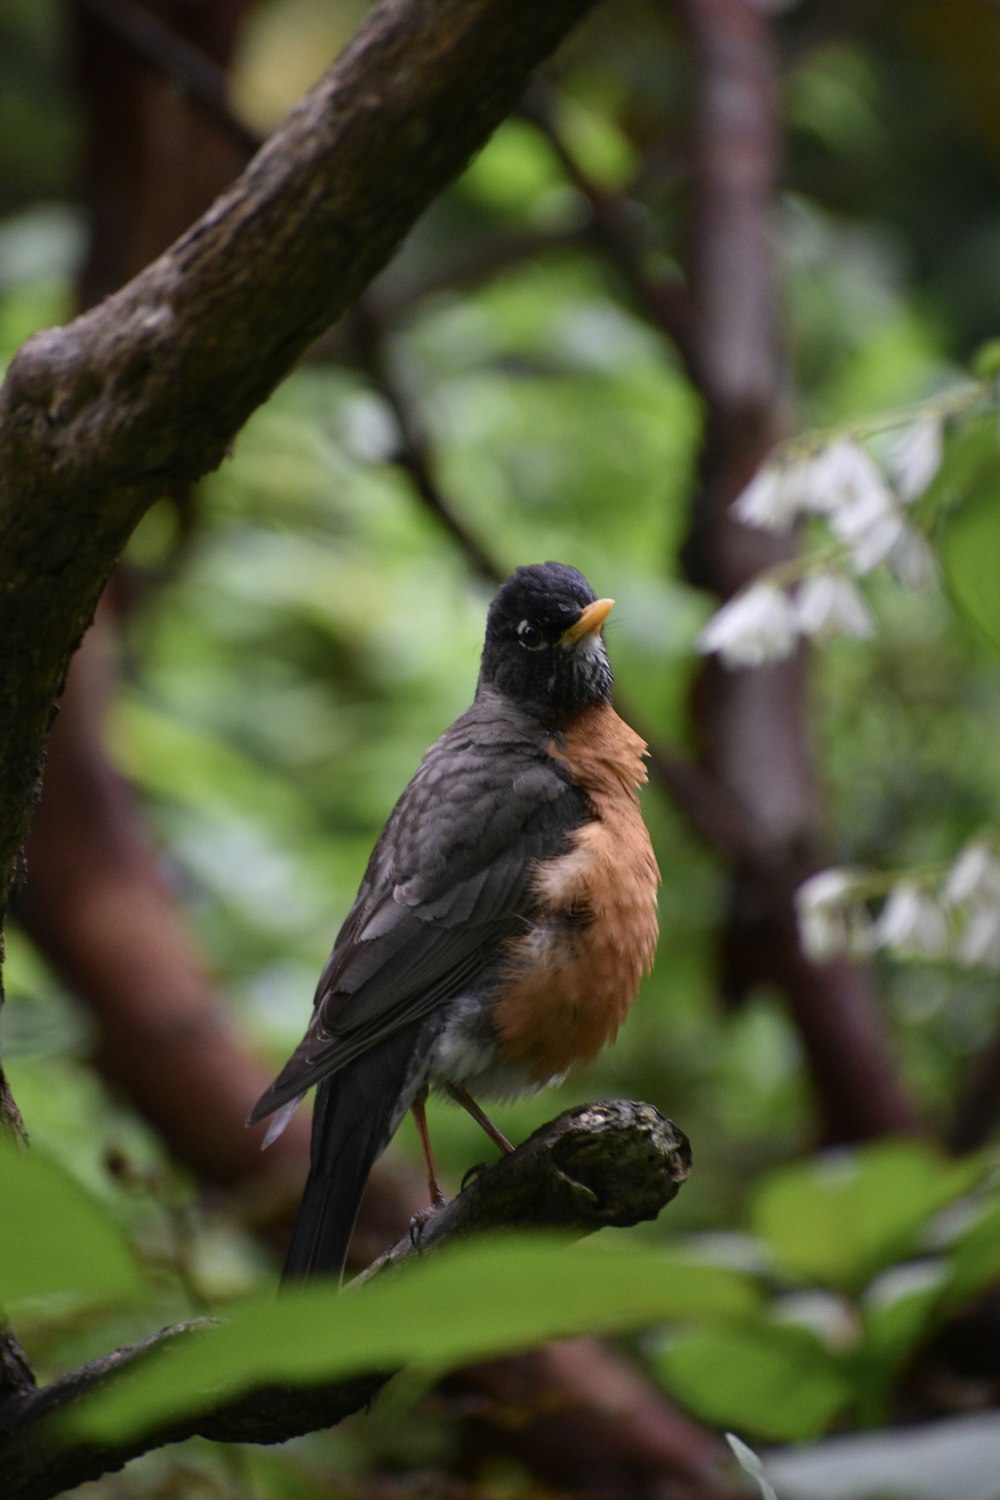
[699,572,875,669]
[698,421,941,670]
[795,838,1000,970]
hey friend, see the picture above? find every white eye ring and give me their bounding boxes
[517,619,546,651]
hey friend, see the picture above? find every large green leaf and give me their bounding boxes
[855,1260,949,1422]
[72,1235,759,1441]
[751,1141,979,1292]
[861,1260,949,1368]
[945,1200,1000,1307]
[939,414,1000,656]
[0,1140,143,1309]
[657,1321,849,1442]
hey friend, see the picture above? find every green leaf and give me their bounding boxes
[851,1259,949,1423]
[920,409,997,518]
[0,1140,143,1309]
[556,97,636,189]
[71,1235,759,1442]
[973,341,1000,381]
[938,416,1000,655]
[751,1140,977,1292]
[943,477,1000,654]
[657,1322,849,1442]
[460,120,563,218]
[861,1260,948,1368]
[946,1200,1000,1306]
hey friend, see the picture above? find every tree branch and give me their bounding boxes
[358,1099,690,1279]
[0,1101,690,1500]
[674,0,918,1140]
[521,82,697,368]
[344,301,506,584]
[0,0,599,915]
[69,0,757,872]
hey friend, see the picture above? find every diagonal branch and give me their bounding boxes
[65,0,756,867]
[0,0,599,918]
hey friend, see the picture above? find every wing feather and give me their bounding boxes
[249,704,587,1123]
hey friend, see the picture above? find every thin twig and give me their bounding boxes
[346,302,505,584]
[521,82,697,369]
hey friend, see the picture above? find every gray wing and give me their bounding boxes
[249,706,587,1120]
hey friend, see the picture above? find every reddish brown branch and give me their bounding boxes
[74,0,261,156]
[676,0,918,1140]
[14,601,315,1191]
[677,0,784,411]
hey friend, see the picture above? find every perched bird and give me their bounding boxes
[249,561,659,1280]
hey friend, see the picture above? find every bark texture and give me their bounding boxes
[0,0,598,918]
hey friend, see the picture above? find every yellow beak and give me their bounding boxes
[558,597,615,647]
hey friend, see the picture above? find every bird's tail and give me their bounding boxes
[281,1024,425,1283]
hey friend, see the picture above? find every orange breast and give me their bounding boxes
[493,702,660,1084]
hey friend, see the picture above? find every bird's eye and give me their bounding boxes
[516,619,546,651]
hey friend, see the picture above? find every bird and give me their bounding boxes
[249,561,659,1281]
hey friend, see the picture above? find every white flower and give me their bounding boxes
[956,904,1000,970]
[726,1435,778,1500]
[697,583,800,668]
[944,839,1000,907]
[804,440,891,517]
[945,838,1000,967]
[830,490,905,574]
[887,524,937,588]
[875,881,949,956]
[889,419,943,504]
[795,572,875,640]
[733,462,805,533]
[791,438,905,574]
[796,868,871,961]
[798,868,859,909]
[798,901,846,962]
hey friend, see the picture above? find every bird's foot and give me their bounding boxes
[408,1194,448,1250]
[460,1160,492,1192]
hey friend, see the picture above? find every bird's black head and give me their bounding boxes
[477,562,614,721]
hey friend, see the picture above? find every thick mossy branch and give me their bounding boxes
[0,0,598,909]
[358,1098,691,1278]
[0,1101,689,1500]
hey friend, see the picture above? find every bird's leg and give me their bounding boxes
[447,1083,515,1154]
[410,1086,447,1207]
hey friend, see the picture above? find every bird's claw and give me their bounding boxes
[408,1194,448,1250]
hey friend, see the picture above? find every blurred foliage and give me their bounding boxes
[0,0,76,214]
[5,2,1000,1497]
[71,1236,758,1442]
